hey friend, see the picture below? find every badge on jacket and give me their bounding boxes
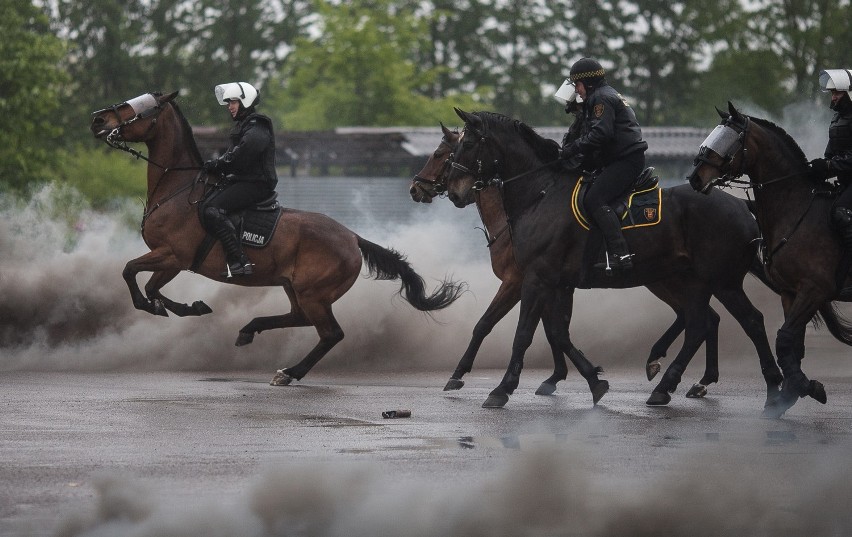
[594,104,605,118]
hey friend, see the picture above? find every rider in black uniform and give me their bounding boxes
[809,69,852,248]
[202,82,278,277]
[559,58,648,272]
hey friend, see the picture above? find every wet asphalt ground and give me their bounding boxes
[3,347,852,536]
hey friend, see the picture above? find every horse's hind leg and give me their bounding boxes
[647,289,711,406]
[536,287,607,404]
[145,270,213,317]
[237,284,308,346]
[269,300,344,386]
[685,306,720,398]
[645,312,685,381]
[714,287,783,408]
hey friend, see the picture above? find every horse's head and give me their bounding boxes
[687,101,752,194]
[444,108,499,208]
[410,123,460,203]
[90,91,179,146]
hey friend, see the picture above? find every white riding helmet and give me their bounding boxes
[553,78,584,105]
[214,82,259,107]
[819,69,852,93]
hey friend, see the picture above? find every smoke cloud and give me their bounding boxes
[52,444,852,537]
[0,181,797,376]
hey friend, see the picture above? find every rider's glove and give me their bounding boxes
[203,159,220,172]
[807,158,832,181]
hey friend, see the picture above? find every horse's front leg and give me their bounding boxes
[123,250,179,316]
[145,269,213,317]
[536,286,608,404]
[482,276,547,408]
[763,290,827,418]
[445,278,521,391]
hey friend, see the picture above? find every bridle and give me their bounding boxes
[94,93,166,160]
[93,92,206,229]
[691,114,751,190]
[412,134,457,195]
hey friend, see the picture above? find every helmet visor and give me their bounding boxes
[553,79,583,105]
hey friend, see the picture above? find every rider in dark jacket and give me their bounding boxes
[559,58,648,272]
[202,81,278,277]
[809,69,852,248]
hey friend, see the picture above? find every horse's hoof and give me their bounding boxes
[151,299,168,317]
[809,380,827,404]
[235,332,255,347]
[535,382,557,396]
[685,383,707,398]
[646,391,671,406]
[482,393,509,408]
[591,379,609,405]
[762,389,799,419]
[192,301,213,315]
[270,369,294,386]
[646,360,661,381]
[444,378,465,391]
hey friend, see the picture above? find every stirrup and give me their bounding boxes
[594,253,633,274]
[222,261,254,278]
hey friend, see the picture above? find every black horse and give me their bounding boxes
[688,102,852,417]
[444,108,782,409]
[411,125,774,402]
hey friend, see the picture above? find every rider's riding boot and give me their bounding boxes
[591,206,633,272]
[209,211,253,278]
[831,207,852,250]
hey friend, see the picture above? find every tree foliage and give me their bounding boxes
[0,0,67,191]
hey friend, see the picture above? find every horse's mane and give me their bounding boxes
[155,93,203,164]
[748,115,808,166]
[472,111,561,163]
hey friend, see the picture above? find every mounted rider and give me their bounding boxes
[202,82,278,278]
[808,69,852,248]
[559,58,648,272]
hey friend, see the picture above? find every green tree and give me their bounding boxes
[269,0,487,129]
[0,0,67,191]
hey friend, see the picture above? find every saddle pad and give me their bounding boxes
[571,178,662,231]
[236,206,283,248]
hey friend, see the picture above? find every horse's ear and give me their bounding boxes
[715,106,729,119]
[727,101,740,119]
[454,107,468,123]
[159,91,179,104]
[440,121,451,136]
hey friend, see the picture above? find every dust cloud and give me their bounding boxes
[1,183,694,375]
[53,445,851,537]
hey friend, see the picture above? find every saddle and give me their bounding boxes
[189,192,284,272]
[571,167,662,230]
[572,167,661,288]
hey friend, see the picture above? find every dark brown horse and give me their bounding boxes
[412,124,780,404]
[443,109,782,409]
[688,102,852,417]
[90,91,464,385]
[412,125,609,403]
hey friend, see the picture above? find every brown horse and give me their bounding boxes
[90,91,464,385]
[443,109,783,409]
[688,102,852,417]
[413,123,781,405]
[412,125,609,403]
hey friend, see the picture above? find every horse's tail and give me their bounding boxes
[815,302,852,347]
[356,236,466,311]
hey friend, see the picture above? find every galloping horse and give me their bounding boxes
[688,102,852,417]
[443,109,782,409]
[412,125,609,403]
[90,91,464,385]
[412,124,781,404]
